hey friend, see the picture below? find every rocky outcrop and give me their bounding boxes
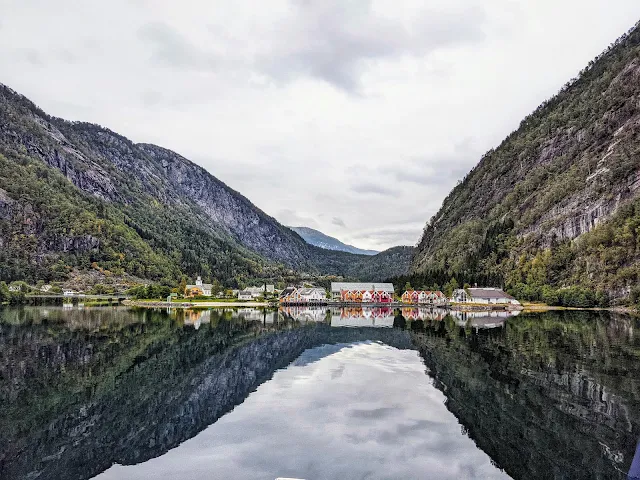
[0,187,13,220]
[139,143,310,265]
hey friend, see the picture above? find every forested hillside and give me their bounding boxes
[0,85,407,286]
[412,20,640,304]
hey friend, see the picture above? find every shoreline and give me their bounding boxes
[123,300,270,308]
[121,299,638,314]
[520,303,638,314]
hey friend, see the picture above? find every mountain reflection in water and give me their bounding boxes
[0,306,638,479]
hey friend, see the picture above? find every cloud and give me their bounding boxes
[22,48,44,66]
[352,227,424,247]
[256,0,487,92]
[140,90,164,107]
[351,182,395,196]
[331,217,346,228]
[385,139,479,188]
[277,209,319,229]
[57,49,81,64]
[137,22,219,70]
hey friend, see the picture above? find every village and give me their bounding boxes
[2,274,522,311]
[178,277,522,309]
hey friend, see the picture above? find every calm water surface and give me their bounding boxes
[1,306,639,480]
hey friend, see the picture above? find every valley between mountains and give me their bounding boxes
[1,20,640,307]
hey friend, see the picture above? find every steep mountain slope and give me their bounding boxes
[290,226,379,255]
[0,84,409,285]
[412,21,640,302]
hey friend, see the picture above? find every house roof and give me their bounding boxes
[332,282,394,293]
[279,287,296,298]
[297,288,325,295]
[238,290,252,295]
[467,288,515,300]
[187,284,212,290]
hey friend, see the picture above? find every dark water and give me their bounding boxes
[1,306,639,480]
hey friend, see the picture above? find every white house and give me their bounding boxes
[186,276,212,297]
[8,284,21,292]
[41,284,52,292]
[246,286,265,299]
[238,290,253,301]
[296,288,326,302]
[63,290,75,296]
[452,288,520,305]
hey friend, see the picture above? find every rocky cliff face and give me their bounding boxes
[138,143,309,265]
[412,21,640,297]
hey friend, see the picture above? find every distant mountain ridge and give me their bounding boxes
[290,226,379,255]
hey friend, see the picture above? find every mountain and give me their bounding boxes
[411,20,640,304]
[290,226,379,255]
[0,84,408,286]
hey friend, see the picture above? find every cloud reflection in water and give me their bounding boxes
[95,342,509,480]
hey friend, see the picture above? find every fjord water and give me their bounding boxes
[1,307,639,480]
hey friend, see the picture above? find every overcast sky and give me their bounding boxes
[1,1,639,250]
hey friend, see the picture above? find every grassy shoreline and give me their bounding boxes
[520,302,637,314]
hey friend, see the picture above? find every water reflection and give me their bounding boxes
[95,342,509,480]
[279,306,520,330]
[0,306,638,479]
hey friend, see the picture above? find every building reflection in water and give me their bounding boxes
[279,306,520,330]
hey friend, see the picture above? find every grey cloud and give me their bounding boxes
[138,22,218,70]
[353,227,423,247]
[57,49,81,64]
[141,90,164,107]
[277,209,319,229]
[331,216,346,228]
[375,419,438,445]
[351,182,395,196]
[393,141,479,186]
[393,165,470,186]
[258,1,487,92]
[350,406,397,419]
[22,49,44,66]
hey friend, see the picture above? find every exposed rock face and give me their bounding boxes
[0,187,13,220]
[138,143,309,265]
[44,234,100,253]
